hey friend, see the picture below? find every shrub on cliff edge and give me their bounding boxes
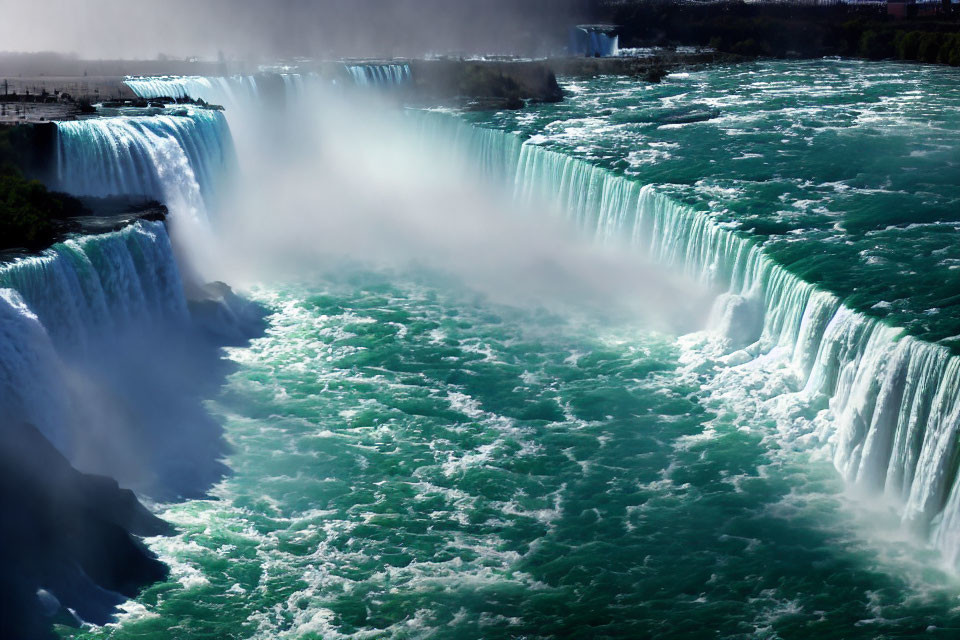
[0,132,85,250]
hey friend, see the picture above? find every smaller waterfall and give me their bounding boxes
[0,218,231,497]
[345,63,411,87]
[569,26,619,57]
[125,75,261,108]
[126,74,319,112]
[55,110,233,225]
[280,73,306,99]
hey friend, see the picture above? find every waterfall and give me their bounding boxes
[345,63,411,87]
[0,288,73,452]
[413,113,524,186]
[569,26,619,57]
[419,112,960,565]
[34,73,960,563]
[125,73,318,112]
[124,75,261,107]
[55,110,233,225]
[280,73,306,99]
[0,221,189,351]
[124,74,311,174]
[0,221,189,453]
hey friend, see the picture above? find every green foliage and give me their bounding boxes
[949,38,960,66]
[938,34,960,65]
[918,32,943,63]
[0,174,57,248]
[896,30,922,59]
[0,128,22,176]
[859,30,885,59]
[0,129,84,249]
[609,3,960,65]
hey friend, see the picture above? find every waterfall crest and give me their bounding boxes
[125,75,261,106]
[0,222,188,452]
[0,221,189,352]
[344,63,411,87]
[125,74,314,111]
[55,110,233,226]
[421,113,960,564]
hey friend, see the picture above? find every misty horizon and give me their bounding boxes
[0,0,588,60]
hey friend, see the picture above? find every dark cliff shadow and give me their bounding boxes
[63,282,269,503]
[0,422,170,640]
[0,283,267,638]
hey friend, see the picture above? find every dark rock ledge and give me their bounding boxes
[0,422,171,640]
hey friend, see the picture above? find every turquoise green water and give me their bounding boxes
[59,269,960,639]
[465,59,960,346]
[55,60,960,639]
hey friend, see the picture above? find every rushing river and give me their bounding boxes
[55,59,960,638]
[58,270,960,639]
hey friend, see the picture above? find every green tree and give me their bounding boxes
[896,31,923,60]
[918,32,943,63]
[0,174,57,248]
[860,30,894,60]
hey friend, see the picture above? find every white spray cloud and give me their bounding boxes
[208,84,715,333]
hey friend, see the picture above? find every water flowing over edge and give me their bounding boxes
[413,112,960,566]
[123,66,408,103]
[54,109,234,225]
[124,76,262,105]
[0,220,188,453]
[34,74,960,568]
[344,63,411,87]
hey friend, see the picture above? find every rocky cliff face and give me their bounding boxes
[0,422,171,639]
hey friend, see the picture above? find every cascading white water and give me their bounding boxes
[125,73,316,112]
[1,222,190,350]
[5,95,245,495]
[124,74,311,180]
[280,73,306,99]
[24,70,960,564]
[55,110,233,226]
[416,112,960,565]
[0,221,189,454]
[124,75,261,108]
[0,288,74,453]
[345,63,411,87]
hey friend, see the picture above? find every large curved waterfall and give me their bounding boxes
[416,113,960,564]
[76,77,960,564]
[8,58,958,638]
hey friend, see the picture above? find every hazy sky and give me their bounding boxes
[0,0,586,60]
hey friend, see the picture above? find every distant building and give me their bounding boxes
[887,0,945,17]
[888,0,914,17]
[569,25,619,57]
